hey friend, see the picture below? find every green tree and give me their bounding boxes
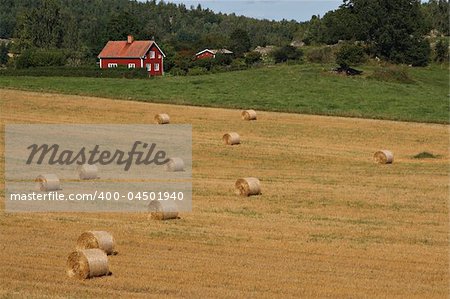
[333,0,431,66]
[17,0,63,49]
[107,11,139,40]
[434,38,449,63]
[0,42,9,65]
[422,0,449,36]
[229,29,251,57]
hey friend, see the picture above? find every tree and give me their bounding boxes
[0,42,9,65]
[327,0,431,66]
[107,11,139,41]
[17,0,63,49]
[229,29,251,57]
[422,0,450,36]
[434,38,449,63]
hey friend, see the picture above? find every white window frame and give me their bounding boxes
[108,63,118,68]
[146,63,151,71]
[128,63,136,69]
[149,51,155,59]
[154,63,160,72]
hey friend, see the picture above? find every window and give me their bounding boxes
[108,63,118,68]
[149,51,155,59]
[154,63,160,71]
[146,63,151,71]
[158,55,161,59]
[128,63,136,69]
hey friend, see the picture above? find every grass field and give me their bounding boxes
[0,89,448,297]
[0,63,448,123]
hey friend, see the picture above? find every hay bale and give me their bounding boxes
[76,231,115,255]
[154,113,170,124]
[374,150,394,164]
[223,132,240,145]
[165,157,185,172]
[77,164,99,180]
[235,177,261,197]
[67,249,109,280]
[35,174,61,191]
[149,200,179,220]
[241,109,257,121]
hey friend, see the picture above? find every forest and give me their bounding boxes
[0,0,448,73]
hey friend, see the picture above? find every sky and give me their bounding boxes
[166,0,343,22]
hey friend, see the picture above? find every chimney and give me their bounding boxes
[127,35,134,44]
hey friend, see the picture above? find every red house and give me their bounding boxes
[195,48,233,60]
[98,35,165,76]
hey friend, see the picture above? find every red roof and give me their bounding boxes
[98,40,165,58]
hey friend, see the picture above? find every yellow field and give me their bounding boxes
[0,89,448,298]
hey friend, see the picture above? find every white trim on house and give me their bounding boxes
[99,58,102,68]
[140,58,143,68]
[108,63,118,68]
[195,49,214,56]
[151,43,166,57]
[128,63,136,68]
[161,56,164,75]
[195,48,233,57]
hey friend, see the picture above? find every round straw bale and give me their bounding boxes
[222,132,240,145]
[154,113,170,124]
[373,150,394,164]
[241,109,257,120]
[165,157,185,172]
[67,249,109,280]
[235,177,261,196]
[77,164,99,180]
[149,200,179,220]
[35,174,61,191]
[76,231,115,255]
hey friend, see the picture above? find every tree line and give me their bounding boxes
[0,0,448,70]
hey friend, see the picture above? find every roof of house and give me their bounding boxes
[98,40,166,58]
[195,48,233,56]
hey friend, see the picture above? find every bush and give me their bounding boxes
[192,57,215,71]
[335,44,366,68]
[230,58,247,71]
[434,38,449,63]
[306,46,334,63]
[215,53,233,66]
[15,48,67,69]
[0,65,149,79]
[169,67,187,76]
[244,51,262,65]
[368,66,414,84]
[271,45,303,63]
[188,67,208,76]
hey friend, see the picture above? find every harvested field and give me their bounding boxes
[0,89,448,298]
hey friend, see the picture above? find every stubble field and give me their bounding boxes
[0,89,448,298]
